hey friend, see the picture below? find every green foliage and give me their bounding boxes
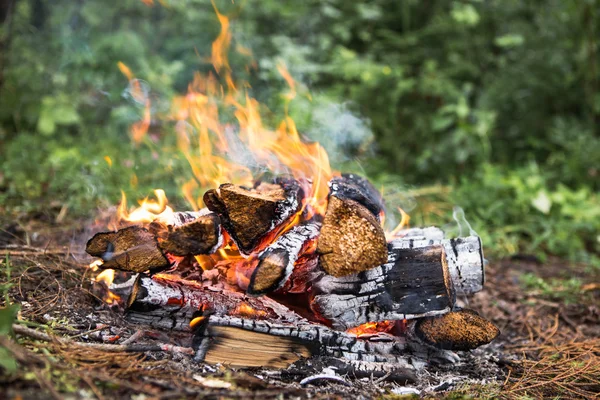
[520,273,586,304]
[0,255,19,374]
[449,164,600,263]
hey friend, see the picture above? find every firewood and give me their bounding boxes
[328,173,385,218]
[390,235,484,294]
[311,244,455,330]
[203,178,303,254]
[279,253,319,294]
[200,326,312,368]
[124,275,462,369]
[316,196,388,277]
[247,222,320,295]
[415,309,500,351]
[154,212,222,256]
[85,226,169,273]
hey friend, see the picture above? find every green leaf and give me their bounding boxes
[0,304,20,336]
[0,347,18,374]
[37,112,56,135]
[432,116,454,132]
[531,190,552,214]
[495,34,525,48]
[451,3,480,26]
[52,103,80,125]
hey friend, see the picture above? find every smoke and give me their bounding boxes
[444,206,478,238]
[305,102,376,168]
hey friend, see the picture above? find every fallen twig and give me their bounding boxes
[13,323,194,355]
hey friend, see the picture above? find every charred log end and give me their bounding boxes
[385,245,456,314]
[415,309,500,351]
[329,173,385,218]
[317,196,387,277]
[159,213,222,256]
[202,326,313,369]
[247,249,289,295]
[204,181,302,254]
[85,226,169,273]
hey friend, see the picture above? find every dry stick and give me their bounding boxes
[13,324,194,355]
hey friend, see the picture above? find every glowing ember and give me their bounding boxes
[231,302,267,318]
[346,321,396,337]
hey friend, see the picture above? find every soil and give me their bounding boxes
[0,215,598,399]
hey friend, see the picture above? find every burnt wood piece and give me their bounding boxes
[123,276,460,369]
[85,226,170,273]
[311,244,455,330]
[247,222,320,295]
[152,211,222,256]
[203,178,303,254]
[126,275,300,331]
[279,253,319,294]
[328,173,385,218]
[317,196,388,277]
[415,309,500,351]
[389,235,484,295]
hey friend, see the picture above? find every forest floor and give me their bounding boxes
[0,213,599,399]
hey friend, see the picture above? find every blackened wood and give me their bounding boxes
[85,226,169,273]
[156,213,222,256]
[317,196,388,277]
[123,275,463,368]
[279,253,318,294]
[311,245,455,330]
[415,309,499,351]
[204,178,303,254]
[126,275,300,331]
[328,173,385,218]
[389,235,484,294]
[247,222,320,295]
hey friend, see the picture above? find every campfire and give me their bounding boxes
[84,6,499,381]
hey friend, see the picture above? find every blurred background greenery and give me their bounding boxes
[0,0,598,266]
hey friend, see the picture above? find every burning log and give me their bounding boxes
[86,211,223,272]
[328,173,385,218]
[86,226,170,273]
[247,222,320,295]
[124,275,458,371]
[126,275,300,331]
[204,179,303,254]
[415,309,500,351]
[390,234,484,294]
[311,244,455,330]
[316,196,388,277]
[151,210,222,256]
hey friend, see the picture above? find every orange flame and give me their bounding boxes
[117,189,173,224]
[387,207,411,240]
[117,61,151,144]
[94,269,121,304]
